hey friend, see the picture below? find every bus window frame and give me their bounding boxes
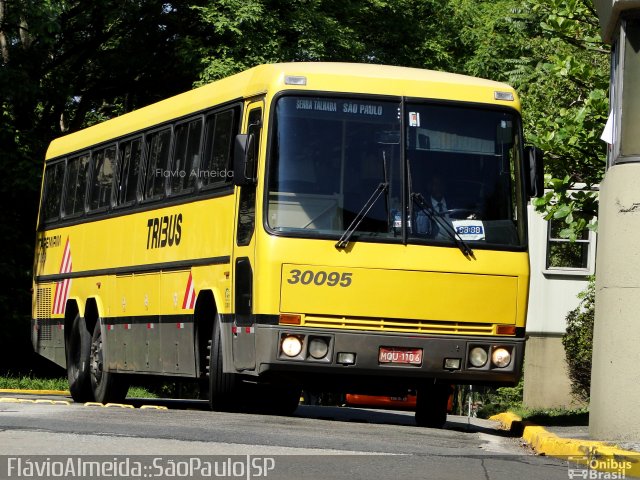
[86,143,118,216]
[61,152,91,220]
[40,158,66,225]
[36,99,247,230]
[141,125,174,204]
[198,103,243,193]
[113,135,144,210]
[168,115,205,199]
[262,90,529,253]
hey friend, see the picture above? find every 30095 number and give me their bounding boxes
[287,269,352,287]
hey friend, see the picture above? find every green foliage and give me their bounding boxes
[0,375,69,391]
[194,0,465,83]
[0,0,207,372]
[476,378,524,418]
[510,406,589,426]
[454,0,607,240]
[562,277,595,402]
[0,374,157,398]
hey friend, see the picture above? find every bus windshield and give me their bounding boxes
[267,95,524,248]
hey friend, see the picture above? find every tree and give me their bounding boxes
[0,0,206,372]
[453,0,608,239]
[193,0,465,83]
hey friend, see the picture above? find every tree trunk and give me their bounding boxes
[0,0,9,64]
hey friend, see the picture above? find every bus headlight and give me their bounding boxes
[469,347,488,367]
[491,348,511,368]
[308,337,329,359]
[281,335,303,357]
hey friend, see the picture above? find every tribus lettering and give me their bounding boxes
[146,214,182,249]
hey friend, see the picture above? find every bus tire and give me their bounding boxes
[66,314,93,402]
[415,384,450,429]
[208,319,239,411]
[89,320,129,404]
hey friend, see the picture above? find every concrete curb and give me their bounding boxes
[0,388,70,396]
[490,412,640,478]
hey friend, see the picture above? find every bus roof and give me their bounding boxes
[45,62,520,160]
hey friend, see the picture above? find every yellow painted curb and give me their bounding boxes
[489,411,522,431]
[34,399,70,406]
[0,389,69,396]
[139,405,168,410]
[0,397,69,406]
[491,412,640,478]
[104,403,135,409]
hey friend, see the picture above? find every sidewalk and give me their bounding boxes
[491,412,640,478]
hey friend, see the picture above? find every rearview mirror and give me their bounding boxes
[524,145,544,198]
[233,133,257,186]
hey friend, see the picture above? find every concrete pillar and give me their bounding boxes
[592,0,640,441]
[590,166,640,440]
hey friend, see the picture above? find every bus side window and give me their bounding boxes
[144,128,172,200]
[116,138,142,205]
[63,153,90,216]
[170,118,202,195]
[89,146,116,211]
[41,161,66,224]
[201,108,237,189]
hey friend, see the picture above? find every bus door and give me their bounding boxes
[231,100,263,371]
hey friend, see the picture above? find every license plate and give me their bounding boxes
[378,347,423,365]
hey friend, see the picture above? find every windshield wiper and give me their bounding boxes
[411,192,475,259]
[335,182,389,249]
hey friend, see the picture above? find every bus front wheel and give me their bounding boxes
[89,320,128,404]
[415,384,451,429]
[66,314,93,402]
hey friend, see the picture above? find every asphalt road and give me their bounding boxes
[0,397,571,480]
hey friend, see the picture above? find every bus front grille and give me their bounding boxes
[302,315,496,336]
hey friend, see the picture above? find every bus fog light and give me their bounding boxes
[309,338,329,359]
[337,352,356,365]
[469,347,488,367]
[444,358,461,370]
[491,348,511,368]
[281,336,303,357]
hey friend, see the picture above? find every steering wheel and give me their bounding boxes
[445,208,482,220]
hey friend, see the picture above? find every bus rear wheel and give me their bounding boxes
[89,320,129,404]
[208,320,240,411]
[415,384,451,429]
[66,314,93,402]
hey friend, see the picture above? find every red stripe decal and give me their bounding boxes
[52,238,73,314]
[182,273,195,310]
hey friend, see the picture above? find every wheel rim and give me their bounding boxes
[70,328,81,380]
[90,328,103,388]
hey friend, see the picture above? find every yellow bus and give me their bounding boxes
[32,63,542,427]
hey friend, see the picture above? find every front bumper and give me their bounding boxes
[254,325,524,386]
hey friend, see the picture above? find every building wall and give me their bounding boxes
[523,335,583,409]
[523,202,596,409]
